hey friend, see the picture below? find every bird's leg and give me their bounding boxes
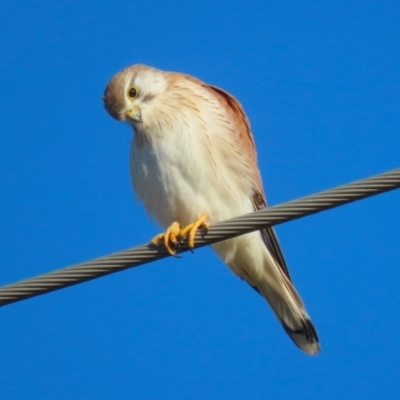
[179,213,209,249]
[151,214,209,256]
[151,222,181,256]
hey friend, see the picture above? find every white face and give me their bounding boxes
[121,68,168,126]
[103,65,169,128]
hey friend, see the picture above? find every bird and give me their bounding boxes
[103,64,320,355]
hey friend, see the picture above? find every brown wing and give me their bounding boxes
[202,83,292,279]
[206,84,264,192]
[176,74,292,280]
[172,72,264,191]
[203,82,293,282]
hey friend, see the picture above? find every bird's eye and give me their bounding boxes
[127,86,139,100]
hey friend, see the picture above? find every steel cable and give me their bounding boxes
[0,167,399,307]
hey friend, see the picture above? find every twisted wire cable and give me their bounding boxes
[0,167,399,307]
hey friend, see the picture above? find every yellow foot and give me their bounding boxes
[151,221,181,256]
[151,214,209,255]
[179,213,209,249]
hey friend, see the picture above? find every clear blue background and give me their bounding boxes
[1,1,399,399]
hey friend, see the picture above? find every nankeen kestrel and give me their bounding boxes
[103,64,320,355]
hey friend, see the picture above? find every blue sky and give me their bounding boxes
[1,1,400,399]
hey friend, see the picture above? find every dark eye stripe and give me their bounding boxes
[142,93,155,102]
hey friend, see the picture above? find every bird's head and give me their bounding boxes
[103,64,167,128]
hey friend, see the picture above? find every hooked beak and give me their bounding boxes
[125,107,143,123]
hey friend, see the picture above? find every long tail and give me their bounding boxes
[249,191,319,354]
[254,253,320,355]
[213,230,320,356]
